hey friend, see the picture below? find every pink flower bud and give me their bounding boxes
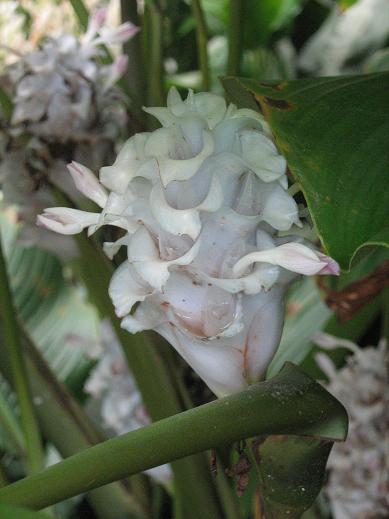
[233,242,340,277]
[37,208,99,235]
[67,161,108,208]
[97,22,139,46]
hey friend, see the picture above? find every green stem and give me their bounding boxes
[0,363,347,510]
[0,390,25,456]
[24,337,145,519]
[145,2,164,111]
[0,233,43,474]
[191,0,210,91]
[227,0,244,76]
[68,0,89,30]
[4,328,144,519]
[121,0,145,107]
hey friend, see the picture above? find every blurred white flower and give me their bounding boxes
[0,9,137,256]
[39,89,339,396]
[85,321,172,486]
[299,0,389,75]
[314,333,389,519]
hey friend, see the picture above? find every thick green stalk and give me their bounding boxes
[0,233,43,474]
[227,0,244,76]
[145,2,164,111]
[191,0,210,91]
[0,363,347,510]
[0,328,144,519]
[121,0,145,107]
[0,390,25,456]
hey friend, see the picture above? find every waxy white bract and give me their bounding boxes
[39,88,339,396]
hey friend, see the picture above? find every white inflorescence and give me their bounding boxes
[0,9,137,257]
[314,334,389,519]
[5,8,137,141]
[298,0,389,76]
[38,88,339,396]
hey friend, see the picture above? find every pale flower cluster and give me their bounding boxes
[39,89,339,396]
[298,0,389,75]
[315,334,389,519]
[0,9,137,256]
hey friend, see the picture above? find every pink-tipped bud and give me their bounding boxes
[37,208,99,235]
[97,22,139,45]
[67,161,107,208]
[233,242,340,277]
[316,253,340,275]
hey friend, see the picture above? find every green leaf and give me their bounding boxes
[0,503,50,519]
[68,0,89,31]
[0,363,347,510]
[222,73,389,270]
[252,436,332,519]
[12,247,97,384]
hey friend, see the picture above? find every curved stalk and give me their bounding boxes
[191,0,210,91]
[0,363,348,510]
[0,233,43,474]
[227,0,244,76]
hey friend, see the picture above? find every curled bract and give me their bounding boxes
[38,88,339,396]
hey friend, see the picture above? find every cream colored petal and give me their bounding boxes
[67,161,108,208]
[150,174,223,240]
[108,262,151,318]
[155,131,214,187]
[100,133,150,193]
[157,323,248,397]
[37,207,99,235]
[245,288,285,383]
[128,227,201,290]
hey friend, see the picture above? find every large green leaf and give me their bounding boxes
[0,363,347,511]
[222,73,389,270]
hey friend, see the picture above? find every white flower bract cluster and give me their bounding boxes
[5,9,136,141]
[298,0,389,76]
[0,9,137,257]
[39,88,339,396]
[315,334,389,519]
